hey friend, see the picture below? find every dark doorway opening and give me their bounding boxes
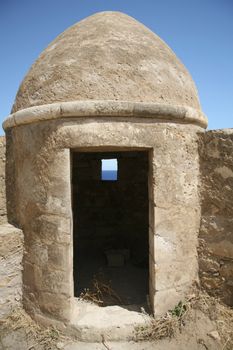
[72,150,149,307]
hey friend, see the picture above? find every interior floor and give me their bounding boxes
[74,250,149,306]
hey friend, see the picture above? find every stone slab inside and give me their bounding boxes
[72,150,149,308]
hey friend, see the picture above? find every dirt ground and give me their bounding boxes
[0,290,232,350]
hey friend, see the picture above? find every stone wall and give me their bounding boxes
[0,137,23,318]
[199,129,233,306]
[5,118,202,322]
[0,136,7,224]
[0,223,23,318]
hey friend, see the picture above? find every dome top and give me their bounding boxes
[12,11,201,113]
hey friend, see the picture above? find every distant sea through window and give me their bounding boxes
[101,159,118,181]
[102,170,117,181]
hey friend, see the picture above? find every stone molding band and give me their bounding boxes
[3,100,208,130]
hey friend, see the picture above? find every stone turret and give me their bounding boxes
[2,12,209,340]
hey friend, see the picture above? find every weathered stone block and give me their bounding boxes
[0,223,23,318]
[155,258,198,291]
[209,240,233,259]
[201,275,224,291]
[0,136,7,224]
[38,292,71,321]
[220,263,233,280]
[153,287,185,317]
[199,130,233,306]
[48,243,71,270]
[199,257,220,273]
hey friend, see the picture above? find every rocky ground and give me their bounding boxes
[0,291,232,350]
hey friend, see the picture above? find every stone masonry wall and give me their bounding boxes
[0,224,23,318]
[0,136,7,224]
[0,136,24,318]
[6,118,201,321]
[199,129,233,306]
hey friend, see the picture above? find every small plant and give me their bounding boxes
[170,301,187,319]
[135,299,189,341]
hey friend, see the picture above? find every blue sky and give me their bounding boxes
[0,0,233,135]
[102,159,118,175]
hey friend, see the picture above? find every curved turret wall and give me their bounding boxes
[5,116,203,324]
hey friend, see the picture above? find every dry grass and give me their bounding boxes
[135,313,179,341]
[80,273,123,306]
[135,299,189,341]
[1,289,232,349]
[135,289,233,349]
[193,290,233,350]
[0,308,65,350]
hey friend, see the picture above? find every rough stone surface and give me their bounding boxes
[69,300,151,342]
[0,307,222,350]
[0,137,6,224]
[12,12,201,113]
[3,100,207,130]
[6,118,201,327]
[0,224,23,318]
[199,129,233,306]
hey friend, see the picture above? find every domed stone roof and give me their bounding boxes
[12,11,201,113]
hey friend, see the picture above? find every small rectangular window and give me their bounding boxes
[101,159,118,181]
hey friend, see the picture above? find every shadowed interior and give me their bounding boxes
[72,150,149,307]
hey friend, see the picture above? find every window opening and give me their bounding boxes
[101,158,118,181]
